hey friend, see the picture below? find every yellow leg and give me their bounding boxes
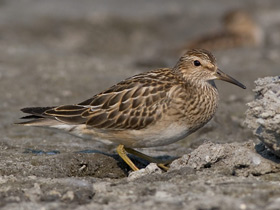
[124,147,176,171]
[116,144,139,171]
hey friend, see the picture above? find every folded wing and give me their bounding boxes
[19,68,175,130]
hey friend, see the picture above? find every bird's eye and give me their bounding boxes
[194,60,201,67]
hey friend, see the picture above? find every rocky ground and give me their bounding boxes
[1,0,280,209]
[245,76,280,158]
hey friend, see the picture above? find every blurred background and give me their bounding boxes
[1,1,280,208]
[1,0,280,168]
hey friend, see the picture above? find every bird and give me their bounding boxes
[187,10,263,50]
[17,49,246,171]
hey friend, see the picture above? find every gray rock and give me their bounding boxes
[170,140,280,176]
[127,163,162,181]
[245,76,280,157]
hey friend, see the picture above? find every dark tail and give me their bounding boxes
[16,106,56,126]
[21,106,55,116]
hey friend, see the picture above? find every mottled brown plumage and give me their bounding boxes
[18,49,246,171]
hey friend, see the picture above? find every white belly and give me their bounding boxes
[51,121,191,148]
[116,122,191,148]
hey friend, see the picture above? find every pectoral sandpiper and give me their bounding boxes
[18,49,246,171]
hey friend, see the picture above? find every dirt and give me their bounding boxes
[1,0,280,209]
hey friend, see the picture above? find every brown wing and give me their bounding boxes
[42,68,175,130]
[44,105,89,124]
[80,68,175,130]
[18,105,88,125]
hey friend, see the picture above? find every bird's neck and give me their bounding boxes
[173,68,217,90]
[172,69,219,98]
[184,77,218,93]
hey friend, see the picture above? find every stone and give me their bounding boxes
[245,76,280,157]
[170,140,280,176]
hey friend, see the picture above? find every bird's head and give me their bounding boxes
[174,49,246,89]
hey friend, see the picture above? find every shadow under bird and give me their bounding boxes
[17,49,246,171]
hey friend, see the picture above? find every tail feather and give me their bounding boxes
[17,105,87,126]
[21,106,55,116]
[15,118,61,126]
[17,106,56,126]
[20,115,43,119]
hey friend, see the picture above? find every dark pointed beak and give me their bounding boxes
[215,69,246,89]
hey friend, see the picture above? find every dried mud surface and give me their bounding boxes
[1,0,280,209]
